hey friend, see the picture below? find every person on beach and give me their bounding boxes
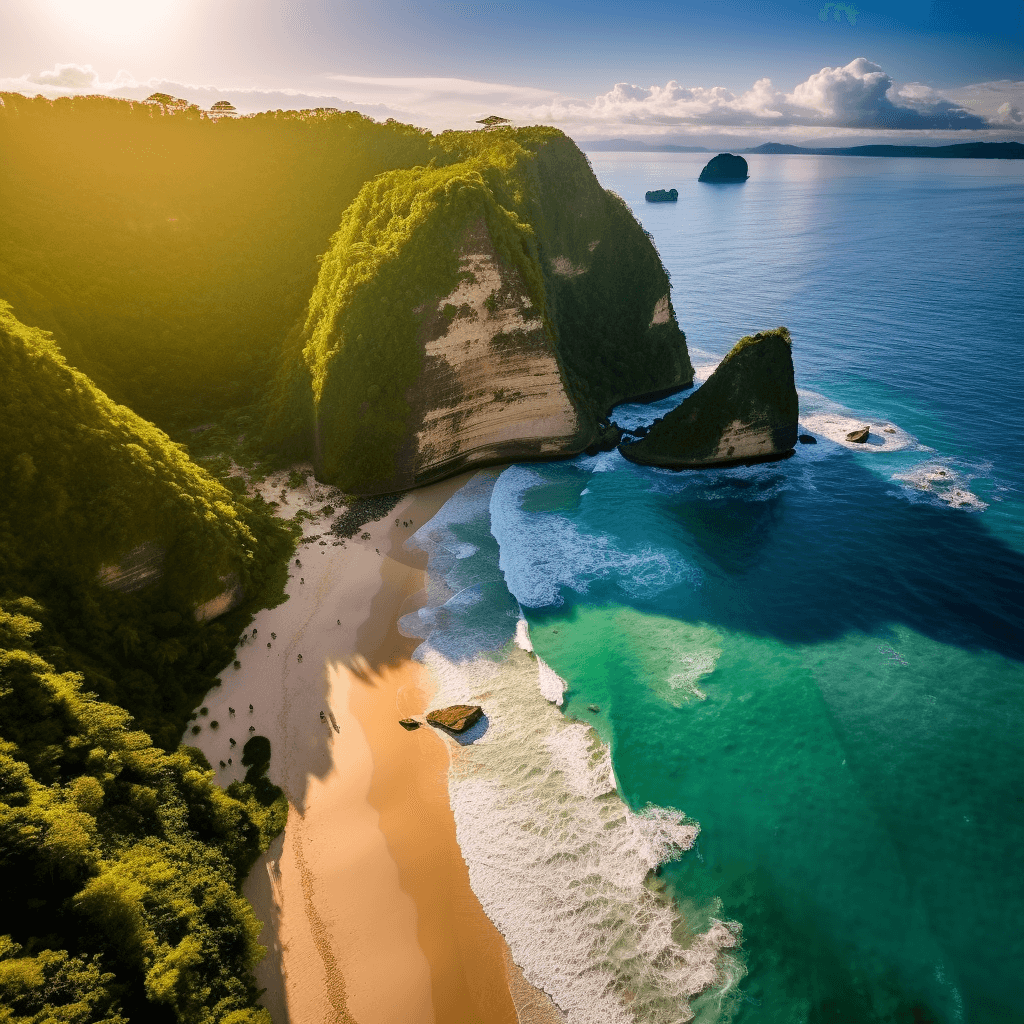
[249,704,253,712]
[320,711,325,722]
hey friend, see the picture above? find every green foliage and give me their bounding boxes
[0,92,433,428]
[0,603,276,1023]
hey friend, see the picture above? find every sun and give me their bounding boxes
[44,0,182,44]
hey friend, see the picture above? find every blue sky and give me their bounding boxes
[1,0,1021,145]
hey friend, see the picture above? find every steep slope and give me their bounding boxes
[270,128,693,493]
[620,327,798,468]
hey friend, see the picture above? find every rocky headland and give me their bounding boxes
[698,153,750,182]
[619,327,798,468]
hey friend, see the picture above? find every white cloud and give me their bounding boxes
[1,60,1018,140]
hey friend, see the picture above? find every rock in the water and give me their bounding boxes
[398,718,421,731]
[584,422,623,455]
[588,704,601,713]
[798,433,817,444]
[619,327,798,468]
[426,704,484,733]
[846,426,870,443]
[698,153,749,183]
[645,188,678,202]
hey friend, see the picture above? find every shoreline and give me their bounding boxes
[186,468,542,1022]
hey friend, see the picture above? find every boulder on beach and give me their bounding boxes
[645,188,678,202]
[698,154,749,183]
[619,327,798,469]
[846,426,870,443]
[427,705,484,733]
[398,718,421,731]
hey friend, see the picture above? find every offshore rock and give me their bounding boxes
[698,154,749,183]
[799,433,817,444]
[427,705,484,733]
[619,327,798,468]
[645,188,678,202]
[584,422,623,455]
[846,426,870,443]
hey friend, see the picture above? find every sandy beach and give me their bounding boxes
[186,469,555,1023]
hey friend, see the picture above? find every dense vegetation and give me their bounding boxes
[0,92,434,427]
[1,305,292,1021]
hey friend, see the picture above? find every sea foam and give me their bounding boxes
[491,464,697,608]
[410,470,744,1024]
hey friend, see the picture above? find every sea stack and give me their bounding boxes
[645,188,679,202]
[619,327,798,468]
[698,153,749,183]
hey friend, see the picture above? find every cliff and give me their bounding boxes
[698,153,749,182]
[619,327,798,468]
[272,129,693,493]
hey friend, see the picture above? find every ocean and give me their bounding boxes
[401,153,1024,1024]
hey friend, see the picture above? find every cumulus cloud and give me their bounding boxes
[526,58,989,132]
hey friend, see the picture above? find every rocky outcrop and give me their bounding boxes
[403,218,589,487]
[645,188,678,202]
[619,327,798,468]
[289,129,693,495]
[846,426,870,443]
[427,705,484,733]
[698,154,749,183]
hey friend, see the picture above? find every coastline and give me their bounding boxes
[186,469,541,1022]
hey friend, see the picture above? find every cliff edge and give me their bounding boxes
[619,327,797,468]
[270,129,693,494]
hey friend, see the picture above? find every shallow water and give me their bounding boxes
[412,154,1024,1023]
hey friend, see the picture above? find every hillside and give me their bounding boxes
[1,303,294,1021]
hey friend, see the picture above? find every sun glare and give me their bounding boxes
[45,0,182,43]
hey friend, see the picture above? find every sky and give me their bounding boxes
[1,0,1022,146]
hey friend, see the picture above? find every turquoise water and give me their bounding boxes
[416,154,1024,1023]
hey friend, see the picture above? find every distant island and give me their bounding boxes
[582,139,1024,160]
[698,153,749,182]
[645,188,679,202]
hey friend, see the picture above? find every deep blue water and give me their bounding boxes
[497,154,1024,1022]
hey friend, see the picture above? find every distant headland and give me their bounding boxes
[581,140,1024,160]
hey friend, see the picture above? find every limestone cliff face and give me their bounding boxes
[405,218,587,486]
[279,127,693,495]
[619,327,797,468]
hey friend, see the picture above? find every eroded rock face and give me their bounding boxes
[403,219,588,487]
[619,327,798,468]
[698,154,749,182]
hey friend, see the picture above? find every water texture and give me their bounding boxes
[412,154,1024,1023]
